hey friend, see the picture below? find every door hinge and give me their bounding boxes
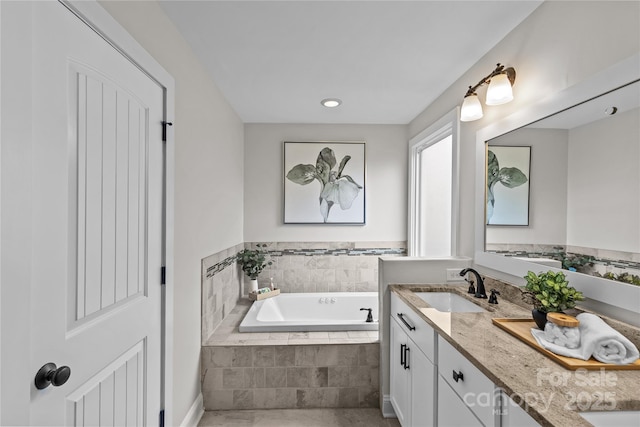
[161,266,166,285]
[159,409,165,427]
[162,121,173,142]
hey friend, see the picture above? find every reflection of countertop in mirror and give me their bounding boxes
[389,282,640,427]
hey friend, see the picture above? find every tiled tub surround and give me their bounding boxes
[390,283,640,426]
[202,241,405,343]
[201,343,380,411]
[202,243,245,343]
[202,299,380,411]
[200,241,401,410]
[250,241,406,294]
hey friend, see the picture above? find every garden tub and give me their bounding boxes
[238,292,379,332]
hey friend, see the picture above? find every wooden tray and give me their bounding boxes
[248,288,280,301]
[492,318,640,370]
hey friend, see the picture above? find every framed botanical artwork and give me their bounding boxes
[283,141,366,224]
[486,145,530,226]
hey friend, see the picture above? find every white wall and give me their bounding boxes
[244,124,407,242]
[98,2,245,425]
[409,0,640,260]
[486,128,568,246]
[567,107,640,253]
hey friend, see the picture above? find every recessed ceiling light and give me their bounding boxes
[321,98,342,108]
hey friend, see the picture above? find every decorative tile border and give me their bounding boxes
[206,254,239,278]
[206,243,407,279]
[487,244,640,275]
[268,247,406,257]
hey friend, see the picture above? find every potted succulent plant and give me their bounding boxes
[237,244,272,293]
[523,270,584,329]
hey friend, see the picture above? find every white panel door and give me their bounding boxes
[28,2,164,425]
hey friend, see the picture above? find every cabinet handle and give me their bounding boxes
[400,344,406,367]
[404,346,410,370]
[397,313,416,331]
[452,370,464,383]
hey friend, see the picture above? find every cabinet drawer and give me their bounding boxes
[391,293,435,361]
[438,336,496,427]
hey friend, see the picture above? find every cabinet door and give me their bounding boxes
[411,347,435,427]
[437,375,483,427]
[390,318,411,426]
[501,392,540,427]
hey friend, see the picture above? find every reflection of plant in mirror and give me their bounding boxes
[559,253,595,272]
[486,150,528,222]
[596,272,640,287]
[286,147,362,222]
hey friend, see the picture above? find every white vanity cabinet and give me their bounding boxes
[390,294,436,427]
[389,292,539,426]
[437,336,498,427]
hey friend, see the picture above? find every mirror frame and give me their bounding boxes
[474,53,640,316]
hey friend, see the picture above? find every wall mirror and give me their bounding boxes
[474,54,640,320]
[486,79,639,269]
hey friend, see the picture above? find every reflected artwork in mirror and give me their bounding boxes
[486,146,530,226]
[484,79,640,287]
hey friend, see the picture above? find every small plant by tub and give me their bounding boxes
[237,244,272,294]
[237,243,272,281]
[523,270,584,329]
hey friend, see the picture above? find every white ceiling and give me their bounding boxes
[160,1,542,124]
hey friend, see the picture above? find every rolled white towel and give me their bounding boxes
[578,313,640,364]
[544,322,581,349]
[531,313,640,365]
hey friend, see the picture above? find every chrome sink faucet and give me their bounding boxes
[459,268,487,299]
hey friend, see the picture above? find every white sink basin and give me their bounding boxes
[580,411,640,427]
[415,292,486,313]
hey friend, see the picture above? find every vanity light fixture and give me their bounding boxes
[460,63,516,122]
[321,98,342,108]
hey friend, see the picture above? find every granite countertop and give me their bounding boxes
[389,282,640,427]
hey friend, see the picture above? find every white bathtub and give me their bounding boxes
[238,292,379,332]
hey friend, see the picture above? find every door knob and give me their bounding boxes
[35,363,71,389]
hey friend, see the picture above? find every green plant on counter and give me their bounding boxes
[237,244,272,280]
[523,270,584,313]
[597,272,640,287]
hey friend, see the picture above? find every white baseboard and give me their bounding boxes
[180,393,204,427]
[382,395,397,418]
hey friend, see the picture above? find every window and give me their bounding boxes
[408,108,460,257]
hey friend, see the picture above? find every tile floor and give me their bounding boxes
[198,408,401,426]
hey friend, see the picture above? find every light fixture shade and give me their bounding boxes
[485,73,513,106]
[460,94,483,122]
